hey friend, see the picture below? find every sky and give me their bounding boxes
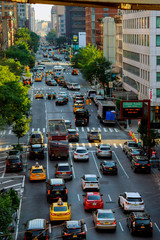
[33,4,52,21]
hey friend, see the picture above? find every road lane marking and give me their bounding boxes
[89,143,92,148]
[32,128,34,132]
[77,194,80,201]
[82,143,85,147]
[76,127,79,132]
[98,128,101,131]
[108,194,112,202]
[95,143,98,147]
[114,144,117,148]
[69,151,75,179]
[87,127,89,131]
[84,224,87,232]
[43,128,45,133]
[113,151,129,179]
[109,128,113,132]
[3,183,22,189]
[82,127,84,132]
[114,128,119,132]
[119,222,124,231]
[155,223,160,232]
[120,144,123,148]
[37,128,40,131]
[103,128,107,132]
[91,152,102,178]
[9,130,12,134]
[76,143,79,147]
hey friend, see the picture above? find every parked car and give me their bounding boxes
[55,163,73,180]
[96,144,112,159]
[127,211,153,236]
[131,156,151,173]
[118,192,145,213]
[73,147,89,162]
[92,209,116,231]
[87,129,101,142]
[81,174,99,191]
[61,220,86,240]
[123,141,139,154]
[100,160,118,175]
[24,218,51,240]
[127,148,141,161]
[46,178,68,202]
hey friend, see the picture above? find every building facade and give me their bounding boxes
[122,10,160,124]
[86,8,117,50]
[56,6,65,37]
[65,6,85,44]
[29,6,35,32]
[51,5,56,30]
[17,3,29,28]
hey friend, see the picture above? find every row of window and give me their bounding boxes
[123,62,140,76]
[141,69,150,82]
[123,17,149,29]
[123,50,150,65]
[124,76,148,96]
[123,34,149,46]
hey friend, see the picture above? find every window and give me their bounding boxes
[157,56,160,65]
[156,16,160,28]
[156,89,160,98]
[157,72,160,82]
[156,36,160,46]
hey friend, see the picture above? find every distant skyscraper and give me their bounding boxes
[17,3,29,28]
[29,6,35,32]
[51,6,56,30]
[56,6,65,37]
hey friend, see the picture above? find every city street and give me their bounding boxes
[1,49,160,240]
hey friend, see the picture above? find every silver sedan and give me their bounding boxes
[96,144,112,159]
[92,209,116,230]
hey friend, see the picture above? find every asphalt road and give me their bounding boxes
[1,47,160,240]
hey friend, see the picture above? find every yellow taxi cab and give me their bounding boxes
[73,103,84,114]
[35,91,44,99]
[29,162,46,181]
[35,74,42,82]
[50,198,71,222]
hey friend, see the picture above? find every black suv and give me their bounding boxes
[29,144,44,159]
[127,212,153,236]
[62,220,86,240]
[131,156,151,173]
[46,178,68,202]
[24,218,51,240]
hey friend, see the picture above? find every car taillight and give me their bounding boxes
[132,221,135,227]
[74,153,78,155]
[51,213,56,216]
[147,163,151,166]
[65,189,68,194]
[56,171,62,174]
[24,236,26,240]
[85,118,87,121]
[18,162,21,165]
[97,221,101,225]
[135,163,140,166]
[150,222,153,227]
[85,153,88,155]
[67,171,72,174]
[75,118,76,121]
[65,212,70,215]
[131,154,135,156]
[140,202,144,205]
[79,231,85,235]
[67,150,69,154]
[76,133,79,136]
[48,190,50,195]
[112,221,116,225]
[64,232,71,236]
[99,150,102,153]
[46,235,49,240]
[49,137,51,140]
[7,163,10,166]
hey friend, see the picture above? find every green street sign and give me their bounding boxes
[123,102,143,108]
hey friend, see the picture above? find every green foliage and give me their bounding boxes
[0,189,19,235]
[0,65,31,128]
[56,36,67,46]
[71,44,112,88]
[46,29,56,43]
[29,31,40,52]
[12,116,30,144]
[0,58,23,76]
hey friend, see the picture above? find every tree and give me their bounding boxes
[0,58,23,76]
[56,36,67,46]
[0,66,31,128]
[46,29,56,43]
[12,116,30,144]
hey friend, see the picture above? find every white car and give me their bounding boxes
[92,209,116,230]
[73,147,89,161]
[118,192,145,213]
[81,174,99,191]
[72,83,80,91]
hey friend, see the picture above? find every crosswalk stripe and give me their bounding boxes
[98,128,101,131]
[87,127,90,131]
[32,128,34,132]
[9,130,12,134]
[3,130,6,135]
[95,143,98,147]
[114,128,119,132]
[69,143,73,148]
[88,143,92,147]
[81,127,84,132]
[37,128,40,131]
[76,127,79,132]
[109,128,113,132]
[114,144,117,148]
[76,143,79,147]
[82,143,85,147]
[43,128,45,133]
[120,144,123,148]
[6,145,9,150]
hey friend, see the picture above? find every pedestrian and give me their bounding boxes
[152,148,157,158]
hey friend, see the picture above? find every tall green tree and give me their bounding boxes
[12,116,30,144]
[56,36,67,46]
[0,66,31,128]
[46,29,56,43]
[0,58,23,76]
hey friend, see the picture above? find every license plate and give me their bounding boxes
[109,168,112,170]
[90,184,93,186]
[73,235,77,238]
[62,172,66,174]
[142,167,145,168]
[134,204,137,206]
[80,155,83,157]
[56,191,60,194]
[93,203,96,205]
[105,222,109,224]
[141,226,145,228]
[36,174,39,176]
[35,152,38,154]
[12,165,16,167]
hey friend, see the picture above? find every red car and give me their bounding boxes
[83,192,103,211]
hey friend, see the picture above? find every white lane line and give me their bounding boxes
[109,128,113,132]
[119,222,124,232]
[95,143,98,147]
[32,128,34,132]
[91,152,102,178]
[88,143,92,148]
[82,143,85,147]
[43,128,45,133]
[69,151,75,179]
[114,144,117,148]
[76,143,79,147]
[37,128,40,131]
[113,151,129,179]
[0,165,6,168]
[114,128,119,132]
[6,145,9,150]
[84,224,87,232]
[108,194,112,202]
[119,144,123,148]
[77,194,80,201]
[98,128,101,132]
[3,180,13,184]
[155,223,160,232]
[87,127,90,132]
[82,127,84,132]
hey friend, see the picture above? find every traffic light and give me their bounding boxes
[86,99,89,105]
[89,99,92,105]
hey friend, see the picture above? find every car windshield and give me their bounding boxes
[32,147,42,151]
[100,147,110,151]
[128,143,138,148]
[9,159,20,164]
[50,185,65,191]
[58,98,64,101]
[137,160,149,164]
[88,195,101,200]
[90,132,98,135]
[76,149,87,153]
[68,131,77,134]
[32,169,43,173]
[67,228,82,234]
[9,150,19,155]
[58,166,70,171]
[31,134,41,139]
[75,105,82,108]
[54,206,67,211]
[135,219,151,224]
[127,198,142,202]
[65,123,71,126]
[104,162,115,167]
[98,213,114,219]
[132,150,141,154]
[85,177,97,182]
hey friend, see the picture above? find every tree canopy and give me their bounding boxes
[46,29,56,43]
[0,65,31,128]
[0,58,23,76]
